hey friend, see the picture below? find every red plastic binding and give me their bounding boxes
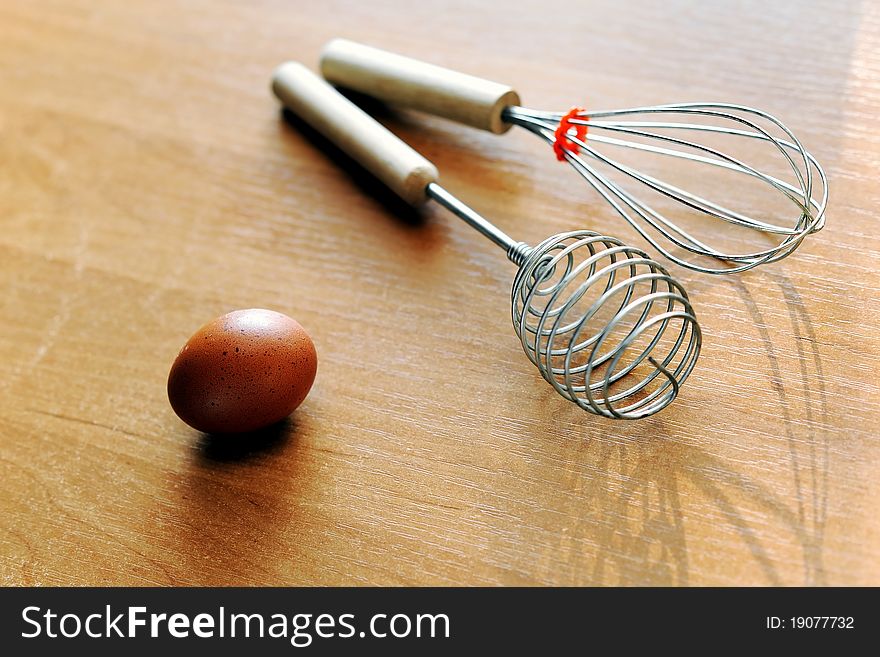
[553,107,588,161]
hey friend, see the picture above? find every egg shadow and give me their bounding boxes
[196,417,294,463]
[153,413,318,585]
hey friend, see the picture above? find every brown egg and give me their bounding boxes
[167,309,317,434]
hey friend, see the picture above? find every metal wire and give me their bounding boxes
[427,184,701,419]
[510,231,700,418]
[504,103,827,274]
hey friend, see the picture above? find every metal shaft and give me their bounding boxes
[426,183,519,253]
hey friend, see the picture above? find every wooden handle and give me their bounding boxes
[320,39,520,135]
[272,62,439,206]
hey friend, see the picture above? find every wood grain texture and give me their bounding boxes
[0,0,878,586]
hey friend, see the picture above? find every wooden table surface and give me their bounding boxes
[1,0,878,586]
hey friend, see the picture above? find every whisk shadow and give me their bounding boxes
[731,272,830,584]
[577,434,691,585]
[582,436,786,585]
[279,107,425,227]
[527,268,830,585]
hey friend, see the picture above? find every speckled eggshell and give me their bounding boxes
[167,309,317,434]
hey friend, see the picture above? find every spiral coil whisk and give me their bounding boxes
[504,103,828,274]
[508,231,699,419]
[429,185,700,419]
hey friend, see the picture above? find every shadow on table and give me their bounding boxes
[727,270,830,585]
[196,418,292,463]
[527,268,830,586]
[279,104,425,227]
[159,413,316,585]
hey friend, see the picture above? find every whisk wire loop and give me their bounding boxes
[503,103,827,274]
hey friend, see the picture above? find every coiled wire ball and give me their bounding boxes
[509,231,701,419]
